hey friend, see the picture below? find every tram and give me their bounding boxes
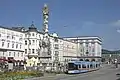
[66,61,100,74]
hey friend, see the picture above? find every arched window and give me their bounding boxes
[85,59,89,61]
[91,59,95,62]
[79,59,83,61]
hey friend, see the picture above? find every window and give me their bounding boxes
[25,49,27,54]
[12,35,14,39]
[92,43,95,52]
[20,45,21,49]
[92,48,95,52]
[86,43,89,47]
[29,49,31,53]
[21,53,23,57]
[19,38,22,41]
[16,44,18,48]
[32,49,35,53]
[18,52,19,57]
[81,49,83,52]
[29,40,31,45]
[54,37,58,42]
[20,34,23,37]
[32,40,35,44]
[3,52,4,56]
[32,33,34,36]
[7,43,9,48]
[29,33,31,36]
[55,51,59,56]
[12,43,14,48]
[14,52,15,57]
[54,44,59,49]
[7,35,9,39]
[25,34,27,37]
[9,52,11,56]
[80,43,83,45]
[2,42,4,47]
[25,40,27,45]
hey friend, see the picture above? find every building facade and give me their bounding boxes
[0,26,25,62]
[63,36,102,61]
[0,4,102,71]
[24,25,43,67]
[49,33,78,70]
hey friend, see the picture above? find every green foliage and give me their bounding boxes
[0,71,44,80]
[102,49,120,54]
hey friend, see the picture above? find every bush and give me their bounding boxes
[0,71,44,80]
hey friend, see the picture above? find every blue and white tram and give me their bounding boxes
[67,61,100,74]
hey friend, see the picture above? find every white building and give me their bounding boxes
[0,26,25,61]
[0,25,102,69]
[63,36,102,61]
[49,33,78,70]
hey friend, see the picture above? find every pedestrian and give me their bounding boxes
[115,59,118,68]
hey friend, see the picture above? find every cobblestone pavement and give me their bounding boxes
[25,64,120,80]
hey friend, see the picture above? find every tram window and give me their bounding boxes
[87,65,89,68]
[90,64,93,68]
[68,63,74,70]
[79,65,81,68]
[96,64,98,67]
[74,65,78,70]
[82,64,86,68]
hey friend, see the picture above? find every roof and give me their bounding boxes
[63,36,102,42]
[49,34,77,44]
[0,26,24,33]
[68,61,98,65]
[62,36,101,38]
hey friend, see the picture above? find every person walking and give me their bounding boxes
[115,59,118,68]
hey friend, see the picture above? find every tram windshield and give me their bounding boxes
[68,63,78,70]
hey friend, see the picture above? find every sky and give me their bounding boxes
[0,0,120,50]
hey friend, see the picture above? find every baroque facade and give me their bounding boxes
[0,26,25,61]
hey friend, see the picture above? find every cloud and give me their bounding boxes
[77,20,120,50]
[111,20,120,27]
[117,29,120,33]
[82,20,120,28]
